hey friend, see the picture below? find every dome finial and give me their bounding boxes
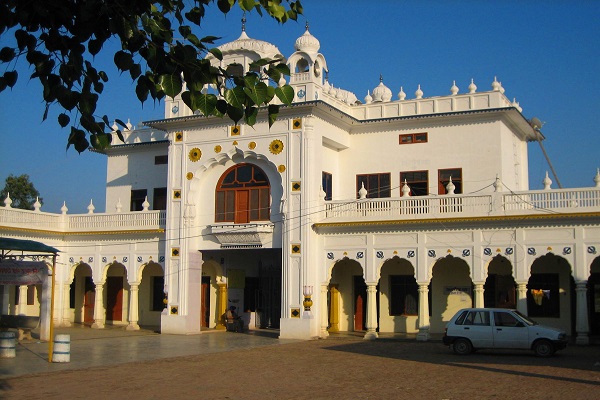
[305,20,309,31]
[380,74,383,83]
[241,12,246,32]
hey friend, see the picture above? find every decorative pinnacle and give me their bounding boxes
[379,74,383,83]
[241,12,246,32]
[305,20,309,31]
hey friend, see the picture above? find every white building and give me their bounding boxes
[2,25,600,344]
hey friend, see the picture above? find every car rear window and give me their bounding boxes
[456,310,490,326]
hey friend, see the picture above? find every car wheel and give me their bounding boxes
[452,338,473,355]
[533,339,555,357]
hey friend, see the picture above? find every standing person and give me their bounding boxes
[226,306,244,332]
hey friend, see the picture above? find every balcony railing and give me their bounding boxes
[321,188,600,223]
[0,208,166,233]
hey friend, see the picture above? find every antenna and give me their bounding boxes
[529,118,562,189]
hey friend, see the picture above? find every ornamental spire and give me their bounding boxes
[241,12,246,32]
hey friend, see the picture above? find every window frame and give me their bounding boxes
[438,168,462,194]
[356,173,391,199]
[215,163,271,223]
[400,170,429,196]
[399,132,428,145]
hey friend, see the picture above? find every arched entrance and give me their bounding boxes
[587,257,600,335]
[430,255,472,333]
[328,258,364,332]
[139,261,164,328]
[105,263,128,325]
[527,254,575,334]
[484,255,516,308]
[378,256,418,333]
[70,263,94,325]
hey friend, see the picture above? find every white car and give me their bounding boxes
[443,308,568,357]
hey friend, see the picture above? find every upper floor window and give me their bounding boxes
[131,189,147,211]
[153,187,167,211]
[400,170,428,196]
[399,132,428,145]
[356,173,391,198]
[438,168,462,194]
[322,172,332,201]
[154,155,168,165]
[215,164,270,223]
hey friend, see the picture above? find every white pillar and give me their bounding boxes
[127,283,140,330]
[473,283,485,308]
[363,283,378,340]
[575,282,590,345]
[62,283,71,327]
[320,284,329,338]
[417,284,430,341]
[91,282,105,329]
[516,283,528,314]
[18,285,28,314]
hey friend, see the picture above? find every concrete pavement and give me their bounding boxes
[1,324,299,378]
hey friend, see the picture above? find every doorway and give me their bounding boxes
[201,276,210,328]
[106,276,124,322]
[84,277,95,325]
[354,275,367,331]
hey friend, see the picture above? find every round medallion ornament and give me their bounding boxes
[278,164,286,173]
[248,141,256,150]
[186,172,194,180]
[188,148,201,162]
[269,139,284,155]
[214,145,222,153]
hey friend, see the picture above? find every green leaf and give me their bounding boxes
[239,0,256,12]
[275,84,294,105]
[208,47,223,61]
[182,91,217,116]
[129,63,142,80]
[88,39,102,56]
[67,126,89,153]
[268,104,280,127]
[217,0,235,14]
[227,103,244,124]
[90,133,112,150]
[4,71,18,88]
[215,99,228,116]
[224,86,245,109]
[114,51,133,71]
[79,92,98,115]
[58,113,70,127]
[244,106,258,126]
[0,47,15,62]
[158,74,183,99]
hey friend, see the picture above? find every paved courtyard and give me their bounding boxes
[1,325,599,399]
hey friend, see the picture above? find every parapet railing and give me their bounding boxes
[0,208,166,233]
[321,188,600,223]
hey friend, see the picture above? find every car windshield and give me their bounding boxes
[514,310,537,326]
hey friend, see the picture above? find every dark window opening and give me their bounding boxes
[152,276,165,311]
[438,168,462,194]
[131,189,147,211]
[154,155,168,165]
[400,170,429,196]
[527,273,560,318]
[389,275,419,316]
[357,173,391,198]
[322,172,332,201]
[153,187,167,211]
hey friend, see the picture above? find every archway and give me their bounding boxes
[484,255,516,308]
[378,257,417,333]
[587,256,600,335]
[328,258,364,332]
[430,255,472,333]
[104,263,128,325]
[139,261,164,328]
[527,254,575,334]
[70,263,93,325]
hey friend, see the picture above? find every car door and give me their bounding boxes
[458,310,493,348]
[492,310,530,349]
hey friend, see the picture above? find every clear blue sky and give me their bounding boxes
[1,0,599,213]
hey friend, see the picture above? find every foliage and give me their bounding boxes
[0,174,43,210]
[0,0,302,153]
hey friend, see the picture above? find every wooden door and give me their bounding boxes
[201,276,210,328]
[328,285,340,332]
[235,190,250,224]
[84,277,95,325]
[354,276,367,331]
[106,276,124,321]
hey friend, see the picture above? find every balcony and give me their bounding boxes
[0,208,166,234]
[319,188,600,225]
[208,223,275,248]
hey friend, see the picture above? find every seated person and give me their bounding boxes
[226,306,244,332]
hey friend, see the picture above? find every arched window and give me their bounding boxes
[215,163,271,223]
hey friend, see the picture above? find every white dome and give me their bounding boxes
[372,77,392,102]
[294,24,320,54]
[216,30,284,61]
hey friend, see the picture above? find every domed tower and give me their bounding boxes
[165,16,286,119]
[287,22,329,103]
